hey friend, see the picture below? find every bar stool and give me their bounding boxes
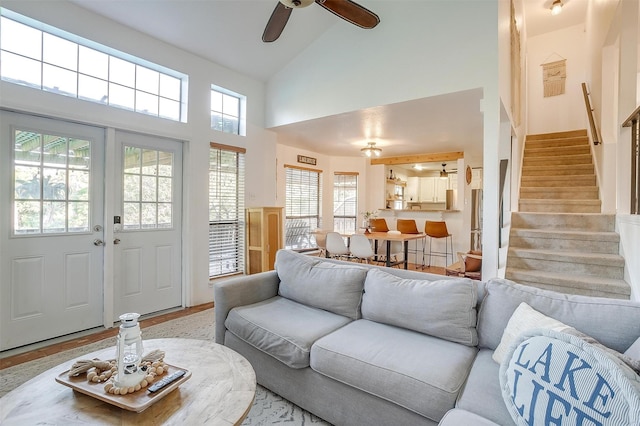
[423,221,453,267]
[397,219,424,268]
[369,218,389,232]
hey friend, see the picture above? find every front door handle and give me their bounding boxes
[93,239,105,246]
[114,238,121,245]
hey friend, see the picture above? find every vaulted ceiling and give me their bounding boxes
[68,0,587,159]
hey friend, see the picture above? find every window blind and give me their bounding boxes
[209,143,245,277]
[285,165,322,250]
[333,172,358,234]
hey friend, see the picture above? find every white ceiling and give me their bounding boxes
[69,0,587,160]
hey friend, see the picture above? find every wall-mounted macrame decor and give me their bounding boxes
[541,58,566,97]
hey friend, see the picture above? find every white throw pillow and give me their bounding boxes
[492,302,572,364]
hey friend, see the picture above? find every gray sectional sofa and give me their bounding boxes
[214,249,640,425]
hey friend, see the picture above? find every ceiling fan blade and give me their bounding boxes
[315,0,380,29]
[263,2,293,42]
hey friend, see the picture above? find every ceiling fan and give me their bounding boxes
[262,0,380,43]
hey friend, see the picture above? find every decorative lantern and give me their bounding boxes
[114,313,146,389]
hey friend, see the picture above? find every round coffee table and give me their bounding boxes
[0,338,256,425]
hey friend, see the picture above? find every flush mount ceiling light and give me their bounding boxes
[440,163,449,179]
[361,142,382,157]
[551,0,563,16]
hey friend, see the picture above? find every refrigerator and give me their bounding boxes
[470,189,482,251]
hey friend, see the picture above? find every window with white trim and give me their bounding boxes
[285,165,322,250]
[333,172,358,234]
[209,143,245,277]
[210,86,244,135]
[0,9,186,121]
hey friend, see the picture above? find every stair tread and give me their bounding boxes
[506,268,630,294]
[510,228,620,241]
[520,199,601,203]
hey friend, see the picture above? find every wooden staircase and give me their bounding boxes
[506,130,630,299]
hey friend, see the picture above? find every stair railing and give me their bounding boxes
[582,83,602,145]
[623,105,640,215]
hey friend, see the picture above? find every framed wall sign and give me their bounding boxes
[297,155,317,166]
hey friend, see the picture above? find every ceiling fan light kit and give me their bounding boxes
[440,163,448,179]
[361,142,382,157]
[263,0,380,42]
[551,0,563,16]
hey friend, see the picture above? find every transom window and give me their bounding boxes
[210,86,244,135]
[285,165,322,250]
[333,172,358,234]
[0,9,186,121]
[208,143,245,277]
[13,129,91,235]
[123,147,174,230]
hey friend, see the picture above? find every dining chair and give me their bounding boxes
[423,221,453,267]
[348,234,376,264]
[325,232,350,260]
[312,230,328,257]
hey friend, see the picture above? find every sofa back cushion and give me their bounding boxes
[275,249,367,320]
[477,278,640,353]
[361,268,478,346]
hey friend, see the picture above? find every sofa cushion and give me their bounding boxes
[456,349,516,425]
[310,319,477,422]
[477,278,640,353]
[275,249,367,320]
[361,268,478,346]
[499,328,640,426]
[225,296,351,368]
[626,336,640,360]
[439,409,501,426]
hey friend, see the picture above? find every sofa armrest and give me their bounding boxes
[213,270,280,344]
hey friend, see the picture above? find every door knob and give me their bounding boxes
[114,238,121,245]
[93,239,105,246]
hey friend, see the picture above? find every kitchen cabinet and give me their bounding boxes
[419,177,448,202]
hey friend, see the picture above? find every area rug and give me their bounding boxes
[0,309,331,425]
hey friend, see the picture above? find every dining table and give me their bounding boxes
[363,231,426,269]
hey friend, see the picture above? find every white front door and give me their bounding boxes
[112,131,182,319]
[0,111,105,350]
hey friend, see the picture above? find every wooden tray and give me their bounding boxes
[56,364,191,412]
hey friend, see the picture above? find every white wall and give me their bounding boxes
[0,1,276,308]
[267,0,503,278]
[526,24,589,134]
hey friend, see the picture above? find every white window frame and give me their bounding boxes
[333,172,358,235]
[284,164,322,250]
[208,143,245,278]
[210,85,246,136]
[0,8,187,122]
